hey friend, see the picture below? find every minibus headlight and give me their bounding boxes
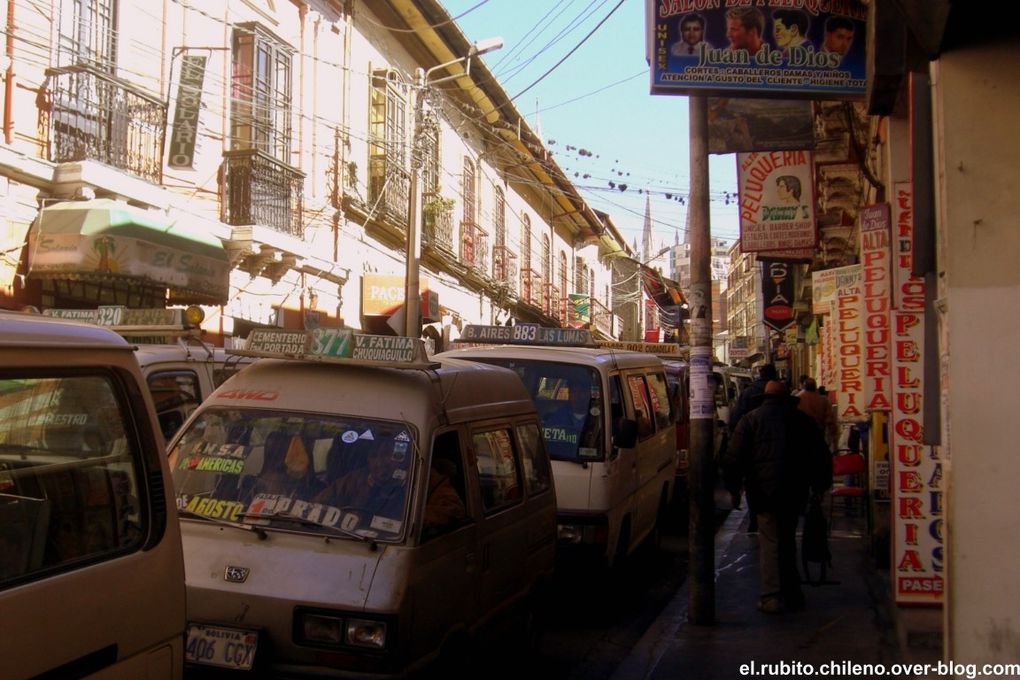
[346,618,387,649]
[300,612,344,645]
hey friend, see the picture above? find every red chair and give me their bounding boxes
[830,450,868,531]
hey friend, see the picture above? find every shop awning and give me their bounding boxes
[28,198,230,305]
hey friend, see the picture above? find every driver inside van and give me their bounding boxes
[313,440,406,518]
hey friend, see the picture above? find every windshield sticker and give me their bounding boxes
[178,455,245,475]
[341,430,359,444]
[395,430,410,442]
[391,468,407,481]
[590,406,601,416]
[359,429,375,440]
[393,441,408,458]
[218,389,279,401]
[181,495,245,521]
[544,426,579,443]
[579,447,599,459]
[370,516,402,533]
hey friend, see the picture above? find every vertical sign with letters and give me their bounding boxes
[169,55,207,169]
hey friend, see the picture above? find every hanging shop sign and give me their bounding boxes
[647,0,868,99]
[858,203,892,413]
[832,264,865,423]
[168,55,207,169]
[759,258,795,332]
[737,150,817,253]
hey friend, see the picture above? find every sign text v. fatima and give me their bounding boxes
[759,258,795,332]
[168,55,207,169]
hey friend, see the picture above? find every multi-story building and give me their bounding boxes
[0,0,626,348]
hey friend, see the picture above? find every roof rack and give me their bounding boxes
[228,328,439,370]
[454,323,598,348]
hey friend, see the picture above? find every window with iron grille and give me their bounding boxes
[574,256,586,294]
[368,68,408,221]
[462,157,476,223]
[231,24,293,163]
[494,187,506,249]
[420,123,440,195]
[56,0,117,72]
[541,234,551,284]
[521,214,532,273]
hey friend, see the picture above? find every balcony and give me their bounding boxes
[520,268,543,308]
[544,283,561,321]
[492,245,518,292]
[422,193,454,253]
[222,149,305,238]
[460,220,489,273]
[46,64,166,185]
[368,156,409,229]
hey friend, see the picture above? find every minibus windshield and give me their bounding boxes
[169,408,415,542]
[469,359,604,462]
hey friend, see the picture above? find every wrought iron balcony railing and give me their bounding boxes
[368,156,409,228]
[460,220,489,273]
[492,245,518,290]
[422,192,454,252]
[222,148,305,237]
[591,297,613,337]
[46,64,166,184]
[544,283,561,320]
[520,268,543,308]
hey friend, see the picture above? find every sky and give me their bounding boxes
[440,0,742,255]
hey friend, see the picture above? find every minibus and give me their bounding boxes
[438,324,677,567]
[168,328,556,676]
[0,311,185,679]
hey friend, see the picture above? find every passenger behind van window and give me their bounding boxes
[252,430,313,498]
[423,459,467,537]
[313,440,406,518]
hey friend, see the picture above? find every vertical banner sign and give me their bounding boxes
[168,55,207,169]
[891,181,943,604]
[833,264,864,422]
[759,258,795,331]
[858,204,892,413]
[737,151,817,253]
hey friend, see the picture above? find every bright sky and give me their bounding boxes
[441,0,741,253]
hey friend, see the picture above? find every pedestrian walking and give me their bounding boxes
[727,363,779,533]
[797,377,839,451]
[723,380,832,614]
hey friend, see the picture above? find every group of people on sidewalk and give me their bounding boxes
[721,364,834,614]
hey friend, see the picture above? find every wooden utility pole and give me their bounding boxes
[687,95,715,625]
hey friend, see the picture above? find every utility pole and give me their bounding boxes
[401,38,503,339]
[403,67,425,339]
[687,95,715,625]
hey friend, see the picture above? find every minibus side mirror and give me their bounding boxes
[613,418,638,450]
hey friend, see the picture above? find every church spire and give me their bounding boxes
[642,193,653,262]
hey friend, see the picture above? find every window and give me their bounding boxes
[147,371,201,441]
[471,427,522,513]
[626,374,656,439]
[420,123,440,195]
[423,431,468,540]
[368,68,408,220]
[232,24,293,162]
[57,0,116,71]
[171,409,414,542]
[0,373,147,587]
[647,371,673,430]
[516,422,551,496]
[494,187,506,250]
[462,157,476,224]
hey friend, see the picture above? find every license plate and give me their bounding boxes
[185,623,258,670]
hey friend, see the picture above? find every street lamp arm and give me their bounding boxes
[424,36,503,86]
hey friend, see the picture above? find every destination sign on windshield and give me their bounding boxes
[457,324,596,347]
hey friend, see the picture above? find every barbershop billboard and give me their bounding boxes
[647,0,867,99]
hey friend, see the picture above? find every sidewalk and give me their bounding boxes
[613,504,919,680]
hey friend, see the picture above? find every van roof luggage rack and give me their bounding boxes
[454,323,598,348]
[228,328,439,370]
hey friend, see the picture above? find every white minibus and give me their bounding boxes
[167,328,557,676]
[0,311,185,679]
[438,324,677,567]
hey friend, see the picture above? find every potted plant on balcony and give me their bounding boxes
[422,195,455,247]
[422,195,454,226]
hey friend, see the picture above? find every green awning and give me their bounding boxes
[28,198,230,304]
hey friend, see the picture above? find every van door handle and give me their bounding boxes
[465,551,477,573]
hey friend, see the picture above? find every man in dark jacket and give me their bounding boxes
[723,380,832,614]
[726,363,778,534]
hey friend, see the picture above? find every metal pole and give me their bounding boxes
[687,94,715,625]
[404,68,425,338]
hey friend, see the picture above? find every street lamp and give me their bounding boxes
[404,37,503,338]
